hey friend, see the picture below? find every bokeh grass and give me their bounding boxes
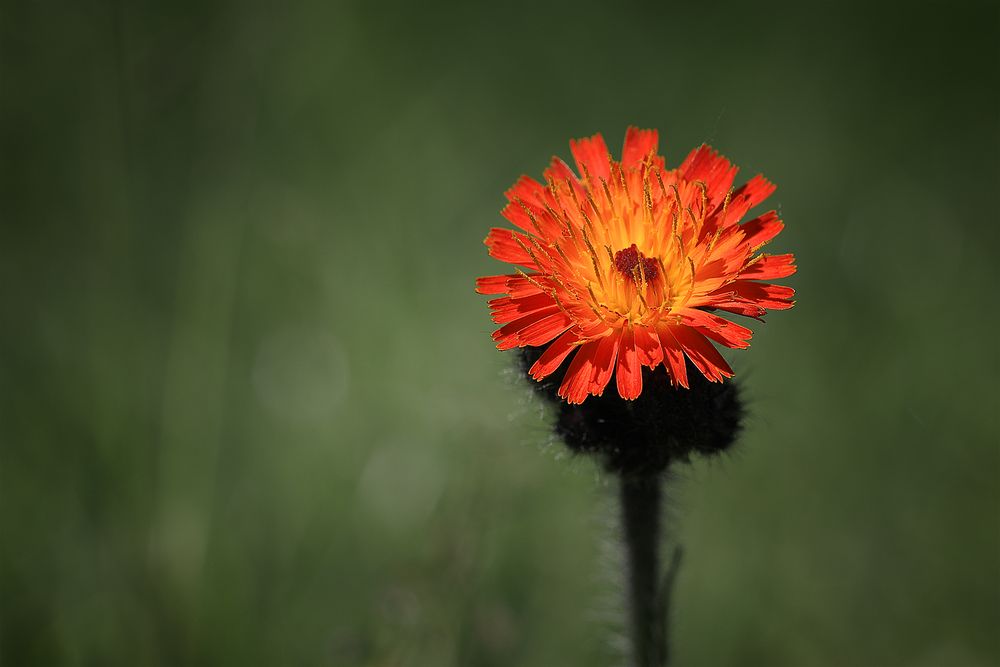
[1,1,997,665]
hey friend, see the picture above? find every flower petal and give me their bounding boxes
[741,253,796,280]
[558,340,600,404]
[488,292,556,324]
[728,174,775,221]
[500,201,541,235]
[539,161,589,219]
[505,274,547,298]
[740,211,784,249]
[678,309,753,349]
[492,306,561,350]
[621,127,658,170]
[484,228,539,269]
[475,274,516,295]
[529,329,579,380]
[589,332,620,397]
[657,325,690,389]
[543,157,583,189]
[679,144,738,209]
[723,280,796,310]
[569,133,612,183]
[504,175,548,208]
[615,327,642,400]
[669,325,734,382]
[633,325,663,369]
[704,300,767,319]
[517,311,573,347]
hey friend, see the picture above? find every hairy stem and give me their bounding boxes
[621,474,665,667]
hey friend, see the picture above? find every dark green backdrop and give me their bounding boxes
[2,1,997,665]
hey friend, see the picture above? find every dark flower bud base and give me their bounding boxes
[518,346,744,476]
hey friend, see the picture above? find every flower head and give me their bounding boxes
[477,128,796,404]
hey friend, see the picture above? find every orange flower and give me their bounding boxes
[477,128,796,404]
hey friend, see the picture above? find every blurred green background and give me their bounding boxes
[2,0,998,665]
